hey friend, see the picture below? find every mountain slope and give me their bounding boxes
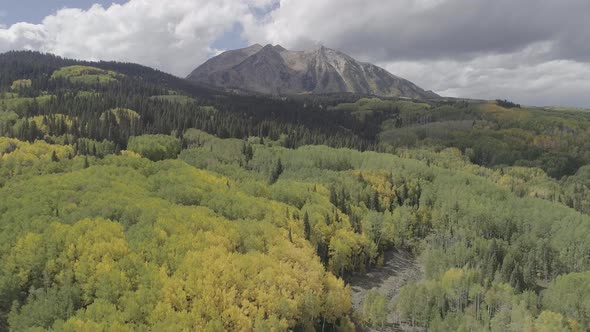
[187,44,439,99]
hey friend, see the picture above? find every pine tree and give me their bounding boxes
[268,158,284,184]
[242,142,254,163]
[303,211,311,240]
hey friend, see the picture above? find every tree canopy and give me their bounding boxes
[0,50,589,331]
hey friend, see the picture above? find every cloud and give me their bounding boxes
[0,0,257,76]
[0,22,46,50]
[248,0,590,63]
[381,51,590,107]
[243,0,590,107]
[0,0,588,107]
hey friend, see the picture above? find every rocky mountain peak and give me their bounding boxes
[186,44,438,99]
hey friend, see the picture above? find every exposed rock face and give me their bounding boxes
[187,44,438,99]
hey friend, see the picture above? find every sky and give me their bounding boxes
[1,0,589,108]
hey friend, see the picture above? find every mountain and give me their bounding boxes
[3,51,590,332]
[187,44,439,99]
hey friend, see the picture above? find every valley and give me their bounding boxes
[0,51,589,331]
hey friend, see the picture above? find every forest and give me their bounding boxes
[0,51,589,331]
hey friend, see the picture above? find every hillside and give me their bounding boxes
[187,44,439,99]
[0,51,589,331]
[1,131,589,331]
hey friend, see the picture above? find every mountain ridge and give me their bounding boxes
[187,44,439,99]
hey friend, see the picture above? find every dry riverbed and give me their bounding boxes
[348,249,423,332]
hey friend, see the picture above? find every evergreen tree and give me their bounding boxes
[242,142,254,163]
[303,212,311,241]
[268,158,284,184]
[372,191,380,211]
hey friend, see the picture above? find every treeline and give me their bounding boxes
[5,51,589,180]
[496,99,521,108]
[0,51,382,153]
[372,97,590,178]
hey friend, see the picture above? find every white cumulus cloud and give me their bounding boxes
[1,0,589,107]
[0,0,257,76]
